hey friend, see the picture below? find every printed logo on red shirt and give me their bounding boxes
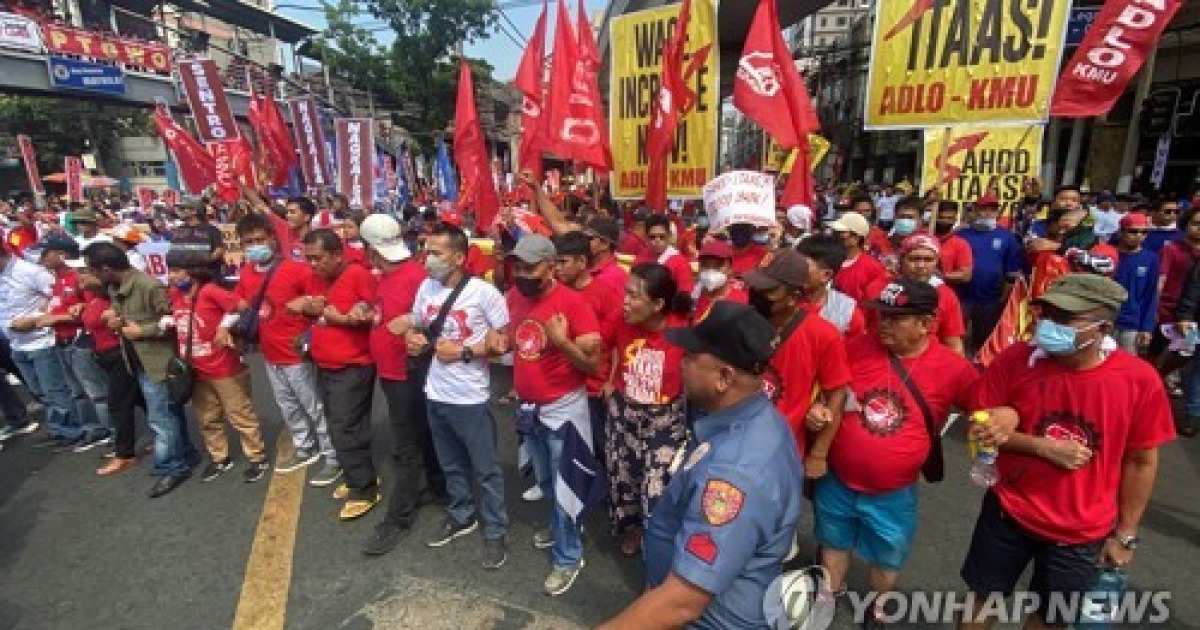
[762,364,784,403]
[258,302,273,320]
[860,388,908,436]
[1035,412,1101,451]
[515,319,547,361]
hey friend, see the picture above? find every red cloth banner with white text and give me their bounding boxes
[334,118,375,210]
[137,187,155,210]
[17,135,44,196]
[1050,0,1183,117]
[152,102,217,194]
[514,1,548,178]
[65,156,83,202]
[289,97,333,191]
[41,23,172,74]
[176,58,241,143]
[208,139,256,203]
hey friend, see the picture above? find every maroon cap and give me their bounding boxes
[742,249,809,290]
[698,239,734,260]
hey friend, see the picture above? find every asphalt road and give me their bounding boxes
[0,358,1198,630]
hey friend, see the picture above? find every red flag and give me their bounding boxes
[515,1,548,178]
[543,0,576,160]
[64,156,83,203]
[152,103,217,194]
[571,0,612,171]
[1050,0,1183,117]
[248,87,297,188]
[645,0,697,211]
[137,187,155,210]
[976,277,1031,367]
[208,140,242,203]
[453,60,501,229]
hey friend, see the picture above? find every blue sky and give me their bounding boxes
[278,0,609,82]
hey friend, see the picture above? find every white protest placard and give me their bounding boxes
[136,241,170,284]
[703,170,777,232]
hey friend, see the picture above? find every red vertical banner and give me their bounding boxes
[17,135,44,195]
[384,154,397,190]
[65,156,83,202]
[208,141,241,203]
[334,118,375,210]
[137,187,155,210]
[176,58,241,143]
[161,189,180,207]
[290,97,333,191]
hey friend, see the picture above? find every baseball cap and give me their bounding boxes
[68,208,99,224]
[111,224,146,244]
[508,234,556,264]
[742,249,809,291]
[1034,273,1128,315]
[828,211,870,238]
[585,217,620,245]
[974,194,1000,207]
[864,279,939,315]
[36,232,80,257]
[360,214,412,262]
[1119,212,1151,230]
[441,209,464,228]
[664,301,775,375]
[698,239,734,260]
[900,234,940,257]
[786,204,813,231]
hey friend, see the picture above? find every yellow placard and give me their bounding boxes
[864,0,1071,129]
[764,134,831,174]
[609,0,720,200]
[921,125,1043,218]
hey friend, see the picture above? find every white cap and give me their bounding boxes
[828,211,870,238]
[786,205,813,231]
[359,214,411,262]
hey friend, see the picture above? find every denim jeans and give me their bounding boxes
[427,400,508,540]
[137,371,197,477]
[12,346,80,439]
[59,344,109,436]
[528,421,583,568]
[1186,353,1200,418]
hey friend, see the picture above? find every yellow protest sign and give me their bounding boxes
[763,134,831,174]
[921,125,1042,218]
[609,0,719,200]
[865,0,1071,129]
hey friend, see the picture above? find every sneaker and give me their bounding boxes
[72,432,111,453]
[522,484,545,501]
[339,493,381,521]
[332,483,349,500]
[275,450,320,474]
[482,537,507,570]
[11,421,39,437]
[363,522,409,557]
[243,460,269,483]
[1178,415,1199,438]
[543,561,584,596]
[426,516,479,548]
[308,462,342,487]
[533,527,554,550]
[201,459,234,482]
[0,427,12,442]
[25,401,43,414]
[4,373,19,386]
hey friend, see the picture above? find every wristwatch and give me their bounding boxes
[461,347,474,364]
[1113,533,1140,550]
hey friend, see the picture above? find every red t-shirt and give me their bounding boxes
[694,280,749,323]
[619,233,649,259]
[866,226,892,259]
[830,335,978,494]
[732,244,768,275]
[576,279,623,396]
[80,295,120,352]
[591,257,629,295]
[863,277,966,342]
[507,283,601,404]
[343,240,369,268]
[970,343,1175,543]
[938,234,974,278]
[48,270,83,342]
[304,264,378,370]
[234,260,313,366]
[764,313,852,454]
[6,225,37,257]
[268,212,304,263]
[608,316,687,404]
[171,284,244,381]
[834,253,889,303]
[370,260,426,381]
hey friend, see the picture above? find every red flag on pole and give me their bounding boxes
[515,1,549,178]
[571,0,613,172]
[65,156,83,203]
[453,60,501,230]
[1050,0,1183,117]
[152,102,218,194]
[248,86,297,188]
[17,135,44,196]
[976,276,1031,367]
[645,0,698,212]
[543,0,576,160]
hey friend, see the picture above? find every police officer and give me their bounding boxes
[598,301,803,630]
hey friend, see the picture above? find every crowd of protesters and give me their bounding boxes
[0,175,1186,628]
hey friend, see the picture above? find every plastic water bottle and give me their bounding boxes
[1076,568,1127,630]
[969,411,999,487]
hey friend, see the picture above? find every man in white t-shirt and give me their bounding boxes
[401,225,511,569]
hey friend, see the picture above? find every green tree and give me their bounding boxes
[0,95,151,174]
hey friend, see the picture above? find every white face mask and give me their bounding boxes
[698,269,727,292]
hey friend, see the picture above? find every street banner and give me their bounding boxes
[764,134,831,174]
[921,124,1043,219]
[609,0,719,201]
[47,55,126,95]
[161,189,180,207]
[289,97,333,190]
[176,58,240,142]
[864,0,1072,129]
[334,118,375,210]
[17,135,44,196]
[0,12,43,52]
[137,187,155,210]
[1050,0,1183,117]
[435,138,458,202]
[703,170,776,233]
[65,156,83,202]
[152,103,217,194]
[41,23,171,74]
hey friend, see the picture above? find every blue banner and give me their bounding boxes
[1066,7,1099,47]
[435,139,458,202]
[397,145,412,207]
[47,55,126,95]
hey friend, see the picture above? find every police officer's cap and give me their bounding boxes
[665,301,775,375]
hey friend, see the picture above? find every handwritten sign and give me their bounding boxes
[703,170,776,232]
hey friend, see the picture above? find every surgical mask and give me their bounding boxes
[513,275,545,298]
[752,233,770,245]
[1034,318,1100,355]
[974,218,998,231]
[698,269,727,291]
[894,218,918,236]
[245,244,273,264]
[424,254,453,283]
[172,279,194,292]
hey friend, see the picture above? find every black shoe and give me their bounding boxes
[53,435,85,453]
[1178,416,1199,438]
[482,537,507,570]
[243,460,269,483]
[148,475,188,498]
[426,516,479,548]
[363,522,410,557]
[201,459,233,482]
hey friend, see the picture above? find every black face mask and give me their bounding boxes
[514,276,546,298]
[934,221,955,236]
[748,288,776,319]
[729,225,753,249]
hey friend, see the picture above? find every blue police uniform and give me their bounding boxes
[643,392,803,629]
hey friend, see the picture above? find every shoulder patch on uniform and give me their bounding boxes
[701,478,745,526]
[685,532,718,565]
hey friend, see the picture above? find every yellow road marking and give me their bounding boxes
[232,435,304,630]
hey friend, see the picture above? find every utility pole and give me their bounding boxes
[1117,48,1158,194]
